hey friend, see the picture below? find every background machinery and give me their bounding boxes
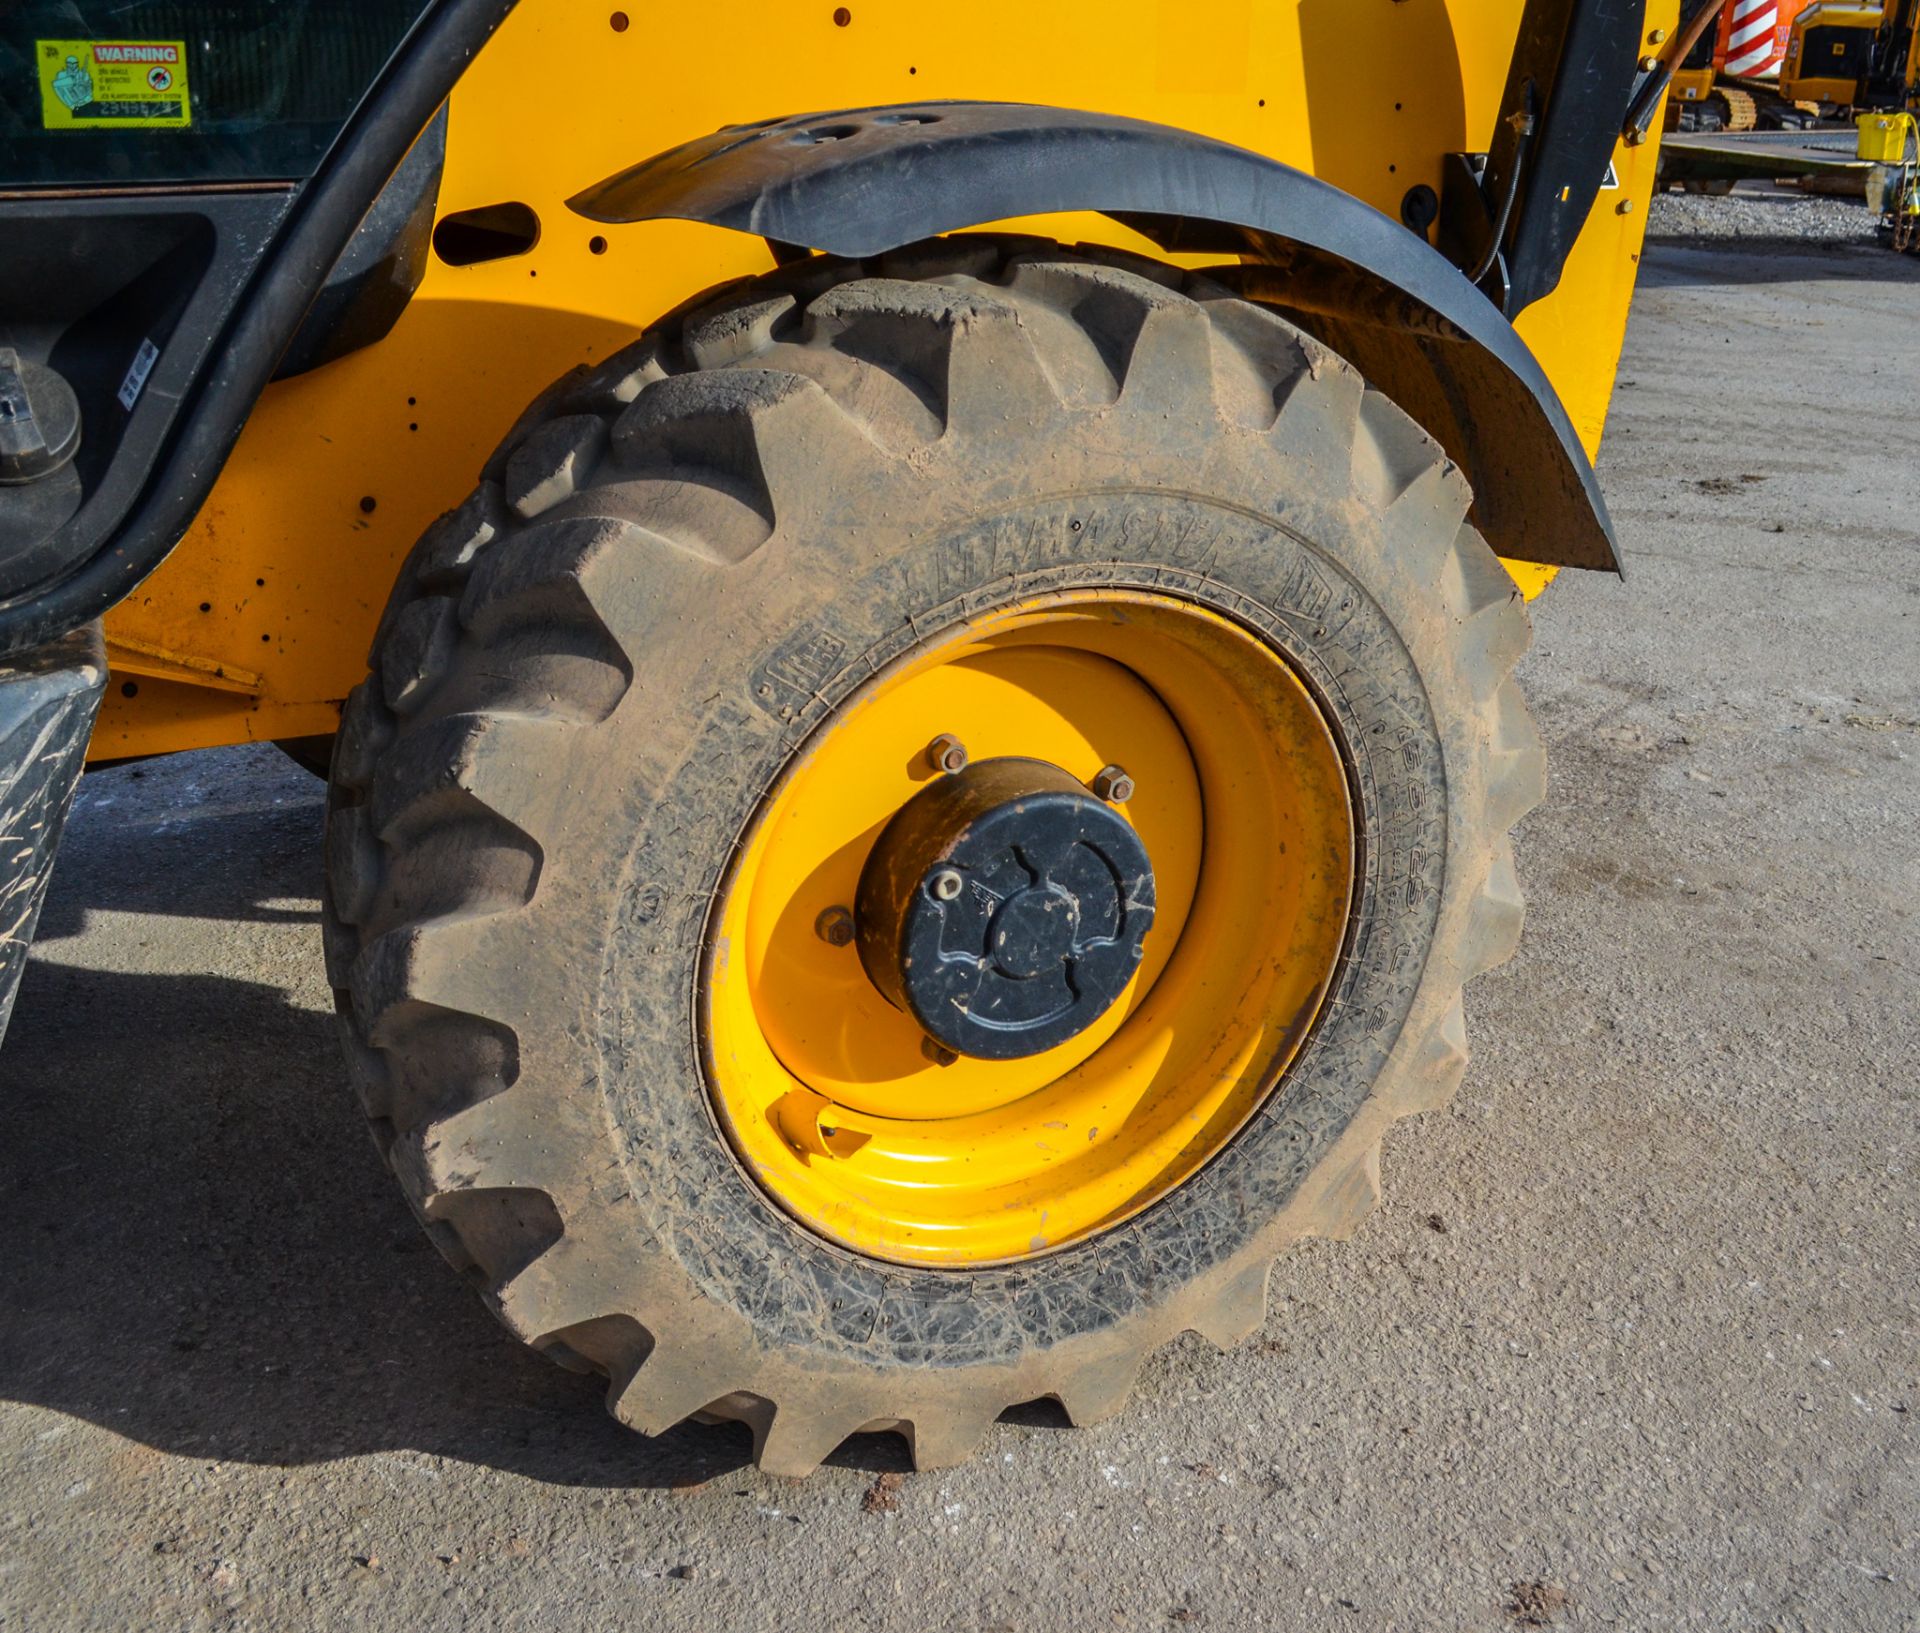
[1780,0,1920,113]
[1668,0,1824,131]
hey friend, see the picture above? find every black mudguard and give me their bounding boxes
[572,102,1622,575]
[0,626,105,1045]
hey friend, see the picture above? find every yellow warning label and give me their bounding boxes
[38,40,191,130]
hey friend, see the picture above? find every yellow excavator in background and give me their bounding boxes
[1780,0,1920,112]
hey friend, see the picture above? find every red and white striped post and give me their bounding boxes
[1716,0,1799,80]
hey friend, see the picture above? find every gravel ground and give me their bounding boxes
[1649,178,1882,246]
[1,234,1917,1632]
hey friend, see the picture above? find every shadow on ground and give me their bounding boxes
[0,956,788,1488]
[34,757,326,939]
[1637,237,1920,287]
[0,752,938,1488]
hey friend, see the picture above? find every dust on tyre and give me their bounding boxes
[323,234,1543,1475]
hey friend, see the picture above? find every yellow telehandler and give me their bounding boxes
[0,0,1683,1473]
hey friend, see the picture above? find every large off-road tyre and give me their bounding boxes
[322,234,1543,1476]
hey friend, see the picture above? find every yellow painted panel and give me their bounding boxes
[99,0,1675,759]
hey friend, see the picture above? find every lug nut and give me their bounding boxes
[929,868,964,902]
[926,733,969,774]
[1090,764,1136,803]
[814,905,856,947]
[922,1036,959,1067]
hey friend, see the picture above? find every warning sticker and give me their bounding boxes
[37,40,191,130]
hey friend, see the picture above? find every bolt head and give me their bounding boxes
[1091,764,1136,803]
[929,868,964,902]
[814,905,856,947]
[921,1036,960,1067]
[927,733,969,774]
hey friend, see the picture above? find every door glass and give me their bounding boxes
[1,1,434,187]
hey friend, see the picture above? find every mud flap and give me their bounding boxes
[0,624,104,1045]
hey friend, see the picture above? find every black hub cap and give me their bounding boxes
[854,757,1156,1061]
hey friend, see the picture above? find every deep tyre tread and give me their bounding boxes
[325,235,1544,1475]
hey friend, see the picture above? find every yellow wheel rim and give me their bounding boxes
[704,591,1356,1266]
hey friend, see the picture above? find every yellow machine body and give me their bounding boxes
[1781,2,1920,106]
[91,0,1677,762]
[1670,64,1720,103]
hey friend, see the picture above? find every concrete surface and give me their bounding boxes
[3,233,1917,1633]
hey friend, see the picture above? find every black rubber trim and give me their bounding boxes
[0,0,516,660]
[275,104,450,381]
[571,102,1621,575]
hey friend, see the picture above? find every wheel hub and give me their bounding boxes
[854,756,1155,1061]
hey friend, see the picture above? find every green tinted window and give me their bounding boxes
[1,2,433,187]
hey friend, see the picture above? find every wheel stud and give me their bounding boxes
[1090,764,1136,803]
[814,905,856,947]
[926,733,969,774]
[929,867,965,902]
[921,1036,959,1068]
